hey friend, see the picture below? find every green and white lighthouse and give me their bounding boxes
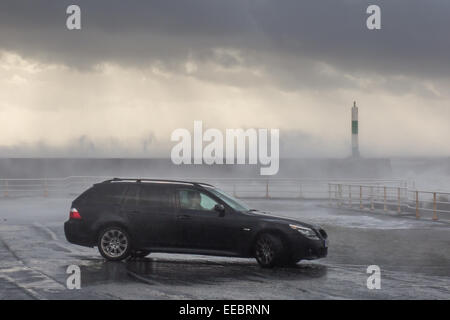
[351,101,360,158]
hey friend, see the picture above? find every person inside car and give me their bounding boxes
[188,190,204,210]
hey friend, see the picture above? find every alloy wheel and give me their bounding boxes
[255,236,275,265]
[100,228,129,259]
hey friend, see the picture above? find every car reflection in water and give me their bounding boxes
[78,256,328,287]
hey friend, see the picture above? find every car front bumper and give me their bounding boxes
[289,233,328,261]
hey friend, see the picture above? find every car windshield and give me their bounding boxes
[205,186,250,212]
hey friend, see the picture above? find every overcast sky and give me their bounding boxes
[0,0,449,157]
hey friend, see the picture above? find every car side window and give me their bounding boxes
[122,185,139,207]
[138,185,171,208]
[177,189,218,211]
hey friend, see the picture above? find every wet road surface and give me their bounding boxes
[0,197,449,299]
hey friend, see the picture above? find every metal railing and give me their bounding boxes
[406,190,450,221]
[4,175,447,221]
[329,183,450,221]
[0,176,406,200]
[0,176,109,197]
[211,178,405,200]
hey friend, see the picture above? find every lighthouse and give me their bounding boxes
[351,101,360,158]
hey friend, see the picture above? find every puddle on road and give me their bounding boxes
[77,257,327,287]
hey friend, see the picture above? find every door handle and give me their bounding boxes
[177,214,191,220]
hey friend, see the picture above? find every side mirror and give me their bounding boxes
[214,204,225,216]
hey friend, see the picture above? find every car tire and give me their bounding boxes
[254,233,286,268]
[98,226,131,261]
[130,249,151,259]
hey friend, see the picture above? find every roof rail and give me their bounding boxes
[102,178,199,186]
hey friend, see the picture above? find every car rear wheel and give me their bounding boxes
[254,233,285,268]
[98,226,131,261]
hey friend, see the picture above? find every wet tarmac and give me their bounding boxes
[0,197,449,299]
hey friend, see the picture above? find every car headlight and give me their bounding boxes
[289,224,320,240]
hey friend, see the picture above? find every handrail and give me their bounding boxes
[4,176,445,222]
[0,176,407,200]
[329,183,450,221]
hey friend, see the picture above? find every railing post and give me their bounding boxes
[299,183,303,199]
[43,179,48,197]
[349,185,352,207]
[370,186,374,211]
[328,184,331,205]
[397,187,401,214]
[337,184,340,207]
[415,191,420,219]
[334,184,338,205]
[338,184,342,207]
[384,186,387,212]
[3,180,8,197]
[360,186,363,209]
[265,180,269,199]
[433,192,438,221]
[233,183,237,198]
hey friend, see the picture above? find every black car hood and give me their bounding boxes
[244,209,320,230]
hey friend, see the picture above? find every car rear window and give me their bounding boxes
[82,184,127,204]
[73,186,96,204]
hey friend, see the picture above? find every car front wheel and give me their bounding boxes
[254,233,285,268]
[98,226,131,261]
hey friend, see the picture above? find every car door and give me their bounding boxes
[121,183,177,248]
[137,184,177,247]
[175,188,237,252]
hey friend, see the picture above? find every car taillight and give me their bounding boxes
[70,208,82,220]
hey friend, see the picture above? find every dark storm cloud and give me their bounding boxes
[1,0,449,91]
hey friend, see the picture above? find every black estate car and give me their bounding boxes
[64,178,328,268]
